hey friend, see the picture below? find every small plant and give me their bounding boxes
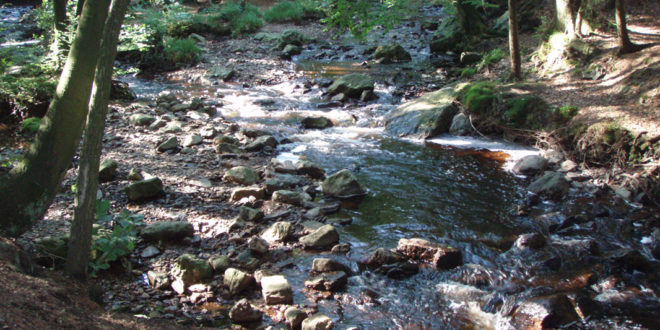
[89,200,144,276]
[461,67,477,78]
[20,117,42,134]
[478,48,506,70]
[556,105,579,122]
[264,1,304,23]
[232,11,264,35]
[162,37,201,64]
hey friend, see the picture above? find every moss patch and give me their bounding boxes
[460,82,497,115]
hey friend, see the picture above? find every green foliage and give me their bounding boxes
[89,201,144,276]
[163,37,201,64]
[461,82,497,115]
[461,67,477,78]
[20,117,41,134]
[502,95,551,129]
[320,0,419,39]
[477,48,506,71]
[0,48,56,118]
[556,105,579,122]
[265,1,304,23]
[232,10,264,35]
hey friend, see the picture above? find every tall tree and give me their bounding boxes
[615,0,640,54]
[508,0,521,79]
[66,0,130,279]
[0,0,111,237]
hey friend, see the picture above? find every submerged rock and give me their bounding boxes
[384,85,459,138]
[300,225,339,250]
[396,238,463,270]
[261,275,293,305]
[141,221,194,241]
[327,73,374,98]
[321,169,366,200]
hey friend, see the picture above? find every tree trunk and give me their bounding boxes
[508,0,521,79]
[615,0,638,54]
[76,0,86,17]
[0,0,111,237]
[66,0,130,280]
[555,0,582,39]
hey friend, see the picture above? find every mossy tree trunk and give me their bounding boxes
[0,0,111,237]
[453,0,487,36]
[66,0,130,280]
[508,0,521,79]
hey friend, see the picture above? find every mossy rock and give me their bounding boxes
[327,74,375,98]
[385,85,460,138]
[373,44,411,64]
[461,82,498,116]
[502,95,551,129]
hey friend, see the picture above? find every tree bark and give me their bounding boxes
[0,0,111,237]
[66,0,130,280]
[76,0,86,17]
[615,0,639,54]
[508,0,521,79]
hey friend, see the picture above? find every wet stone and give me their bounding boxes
[515,233,547,249]
[397,238,463,270]
[261,275,293,305]
[244,135,278,152]
[528,171,570,201]
[302,313,333,330]
[331,243,351,254]
[285,307,307,329]
[513,155,548,176]
[305,271,348,292]
[296,160,326,179]
[321,169,366,200]
[261,221,293,243]
[229,298,262,323]
[511,294,579,329]
[301,116,333,129]
[312,258,350,274]
[300,225,339,250]
[364,248,405,268]
[224,268,254,296]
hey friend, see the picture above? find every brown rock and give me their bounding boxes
[396,238,462,270]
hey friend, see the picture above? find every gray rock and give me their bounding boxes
[302,314,334,330]
[282,44,302,59]
[460,51,481,65]
[127,168,143,181]
[296,160,325,179]
[384,85,459,138]
[360,89,377,102]
[98,159,118,182]
[215,143,241,154]
[149,118,167,130]
[244,135,278,152]
[449,112,471,136]
[208,255,230,273]
[125,177,164,201]
[285,307,307,329]
[528,171,569,200]
[207,65,236,81]
[264,173,305,194]
[141,245,160,258]
[364,248,405,268]
[327,74,374,98]
[182,135,203,147]
[300,225,339,250]
[170,254,212,294]
[373,44,411,64]
[261,275,293,305]
[331,243,351,254]
[129,114,156,126]
[261,221,293,243]
[272,190,312,206]
[171,103,189,113]
[248,237,269,254]
[147,270,171,290]
[301,116,333,129]
[560,159,578,172]
[396,238,463,270]
[157,137,179,152]
[312,258,350,273]
[331,93,347,102]
[189,177,213,188]
[513,155,548,176]
[141,221,193,241]
[160,121,183,133]
[231,186,266,201]
[305,271,348,291]
[229,298,262,323]
[224,166,259,185]
[224,268,254,296]
[515,233,547,249]
[213,134,239,145]
[238,206,265,222]
[321,169,366,199]
[271,159,299,174]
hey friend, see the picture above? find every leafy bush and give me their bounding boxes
[232,11,264,35]
[461,67,477,78]
[461,82,497,115]
[89,200,144,275]
[163,37,201,64]
[20,117,41,134]
[265,1,305,23]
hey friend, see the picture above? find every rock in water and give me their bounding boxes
[312,258,350,273]
[528,171,569,201]
[224,268,254,296]
[261,221,293,243]
[513,155,548,176]
[272,190,312,206]
[301,116,333,129]
[229,298,262,323]
[170,254,212,294]
[363,248,406,268]
[300,225,339,250]
[396,238,463,270]
[302,314,334,330]
[373,44,411,64]
[449,113,471,136]
[321,169,366,199]
[285,307,307,329]
[296,160,325,179]
[125,177,164,201]
[384,85,459,138]
[261,275,293,305]
[98,158,118,182]
[327,74,374,99]
[511,294,579,329]
[140,221,194,241]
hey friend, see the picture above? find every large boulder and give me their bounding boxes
[373,44,411,64]
[321,169,366,199]
[300,225,339,250]
[397,238,463,270]
[170,254,213,294]
[261,275,293,305]
[384,85,459,138]
[125,177,164,201]
[224,166,259,185]
[513,155,548,176]
[528,171,569,200]
[327,74,374,99]
[140,221,194,241]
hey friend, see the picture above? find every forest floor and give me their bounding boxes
[0,1,659,329]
